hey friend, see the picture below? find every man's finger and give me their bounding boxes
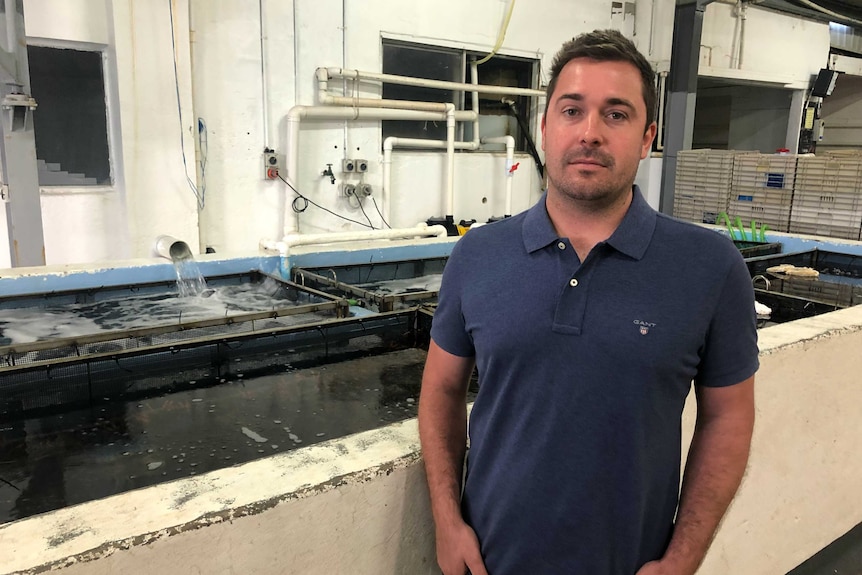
[464,548,489,575]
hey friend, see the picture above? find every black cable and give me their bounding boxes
[168,0,204,209]
[505,100,544,180]
[277,174,374,228]
[371,196,392,229]
[355,195,376,229]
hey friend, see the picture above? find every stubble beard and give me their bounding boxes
[547,150,636,212]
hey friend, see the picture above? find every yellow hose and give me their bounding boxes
[475,0,516,65]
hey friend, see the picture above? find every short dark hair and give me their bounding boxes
[545,29,656,130]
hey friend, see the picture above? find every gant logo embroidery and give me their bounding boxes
[633,319,656,335]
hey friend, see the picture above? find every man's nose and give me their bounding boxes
[579,112,604,146]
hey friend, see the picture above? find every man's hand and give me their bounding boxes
[435,518,488,575]
[635,558,693,575]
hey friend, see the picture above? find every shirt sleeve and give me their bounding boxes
[695,250,760,387]
[430,238,476,358]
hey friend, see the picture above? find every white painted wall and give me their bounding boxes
[728,85,793,152]
[700,3,829,88]
[8,0,839,265]
[109,0,200,259]
[819,73,862,151]
[24,0,109,44]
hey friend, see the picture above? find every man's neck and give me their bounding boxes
[546,187,633,262]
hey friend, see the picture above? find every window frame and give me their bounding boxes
[25,37,118,189]
[380,37,540,153]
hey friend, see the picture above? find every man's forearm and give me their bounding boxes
[661,409,754,574]
[418,386,469,527]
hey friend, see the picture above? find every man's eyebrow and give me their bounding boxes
[555,93,637,112]
[606,97,636,111]
[556,93,584,103]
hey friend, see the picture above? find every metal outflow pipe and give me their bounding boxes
[260,223,448,255]
[481,136,516,216]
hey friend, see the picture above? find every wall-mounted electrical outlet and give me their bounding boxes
[355,159,369,173]
[342,158,356,173]
[358,183,373,197]
[340,183,356,197]
[264,150,279,179]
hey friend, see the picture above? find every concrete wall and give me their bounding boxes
[2,281,862,575]
[3,0,840,266]
[700,3,828,88]
[819,72,862,152]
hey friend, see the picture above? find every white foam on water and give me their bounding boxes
[241,427,268,443]
[0,277,317,345]
[356,273,443,295]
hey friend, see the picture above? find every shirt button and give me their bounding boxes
[557,241,566,250]
[569,278,579,287]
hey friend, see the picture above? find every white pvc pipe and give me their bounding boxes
[285,105,478,234]
[481,136,516,216]
[155,235,193,261]
[382,136,482,225]
[326,67,546,98]
[445,104,456,217]
[316,68,453,112]
[260,223,448,255]
[470,61,481,147]
[259,0,269,147]
[285,105,477,234]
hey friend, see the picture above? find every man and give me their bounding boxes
[418,29,758,575]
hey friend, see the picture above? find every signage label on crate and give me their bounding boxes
[766,173,785,188]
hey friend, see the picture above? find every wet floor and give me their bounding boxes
[0,347,454,524]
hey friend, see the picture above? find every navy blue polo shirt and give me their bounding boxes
[430,186,759,575]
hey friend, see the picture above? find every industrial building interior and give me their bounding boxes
[1,0,862,573]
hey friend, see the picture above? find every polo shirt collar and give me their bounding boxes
[522,185,656,260]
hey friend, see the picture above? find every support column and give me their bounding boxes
[659,0,712,215]
[0,0,44,267]
[786,89,806,152]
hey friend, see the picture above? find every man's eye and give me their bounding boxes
[608,111,627,120]
[563,108,579,116]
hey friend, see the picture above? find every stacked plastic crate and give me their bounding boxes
[728,153,797,233]
[673,149,738,224]
[790,153,862,240]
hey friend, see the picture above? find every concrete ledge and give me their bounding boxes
[0,420,429,575]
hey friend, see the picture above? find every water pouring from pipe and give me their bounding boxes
[155,235,207,297]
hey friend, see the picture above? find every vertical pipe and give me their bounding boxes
[482,136,515,216]
[286,112,301,234]
[383,137,394,224]
[259,0,269,147]
[470,61,481,146]
[445,104,456,216]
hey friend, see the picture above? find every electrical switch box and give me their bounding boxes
[264,150,279,179]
